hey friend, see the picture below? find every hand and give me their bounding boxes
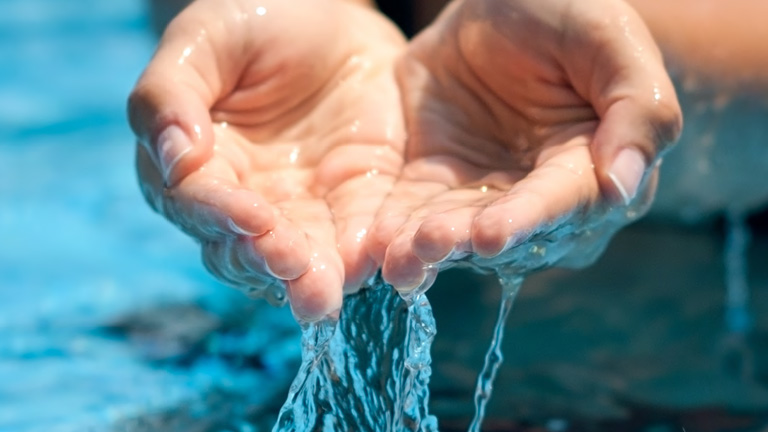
[128,0,406,320]
[366,0,682,291]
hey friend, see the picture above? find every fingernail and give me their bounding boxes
[608,148,646,205]
[157,125,193,184]
[227,218,258,236]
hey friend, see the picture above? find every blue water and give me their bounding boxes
[0,1,300,431]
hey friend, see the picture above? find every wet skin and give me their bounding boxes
[130,0,407,321]
[129,0,682,320]
[367,0,682,290]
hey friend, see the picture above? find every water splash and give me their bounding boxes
[272,194,638,430]
[468,274,523,432]
[273,276,438,432]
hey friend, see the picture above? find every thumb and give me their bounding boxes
[127,1,238,186]
[592,95,681,205]
[564,2,683,205]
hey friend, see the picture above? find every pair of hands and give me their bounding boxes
[129,0,681,321]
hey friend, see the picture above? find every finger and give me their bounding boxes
[128,0,256,186]
[326,175,397,293]
[201,218,314,291]
[366,179,449,264]
[201,238,280,289]
[128,29,214,185]
[563,2,682,205]
[161,169,278,241]
[286,239,345,322]
[314,139,404,291]
[245,218,313,281]
[381,220,432,293]
[271,197,345,322]
[592,97,681,205]
[471,145,599,257]
[412,206,480,264]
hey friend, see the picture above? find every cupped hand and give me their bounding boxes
[367,0,683,291]
[128,0,406,321]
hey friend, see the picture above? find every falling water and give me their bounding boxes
[272,208,625,431]
[273,276,438,432]
[468,274,523,432]
[724,210,752,334]
[720,210,755,379]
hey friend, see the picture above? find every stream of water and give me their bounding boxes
[273,277,439,431]
[271,200,643,431]
[271,270,528,432]
[468,275,523,432]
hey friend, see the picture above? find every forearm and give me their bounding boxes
[626,0,768,91]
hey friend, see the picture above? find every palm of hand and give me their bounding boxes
[368,0,655,290]
[140,1,407,320]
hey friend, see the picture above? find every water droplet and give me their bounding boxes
[355,228,367,242]
[178,46,193,65]
[288,147,299,164]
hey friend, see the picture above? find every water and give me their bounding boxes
[267,185,648,431]
[273,276,438,431]
[468,274,523,432]
[724,210,752,334]
[272,272,522,432]
[0,2,303,430]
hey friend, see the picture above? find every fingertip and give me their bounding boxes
[471,212,508,258]
[381,235,427,292]
[154,124,210,186]
[336,227,378,294]
[286,252,344,323]
[128,70,215,186]
[412,217,455,264]
[592,96,682,205]
[253,222,312,280]
[606,147,647,206]
[365,214,407,265]
[228,199,278,237]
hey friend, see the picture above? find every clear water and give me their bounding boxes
[273,276,438,431]
[270,202,628,432]
[468,274,523,432]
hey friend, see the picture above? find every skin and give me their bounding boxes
[626,0,768,92]
[129,0,407,321]
[130,0,682,318]
[366,0,682,291]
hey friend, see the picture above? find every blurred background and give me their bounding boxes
[1,0,767,431]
